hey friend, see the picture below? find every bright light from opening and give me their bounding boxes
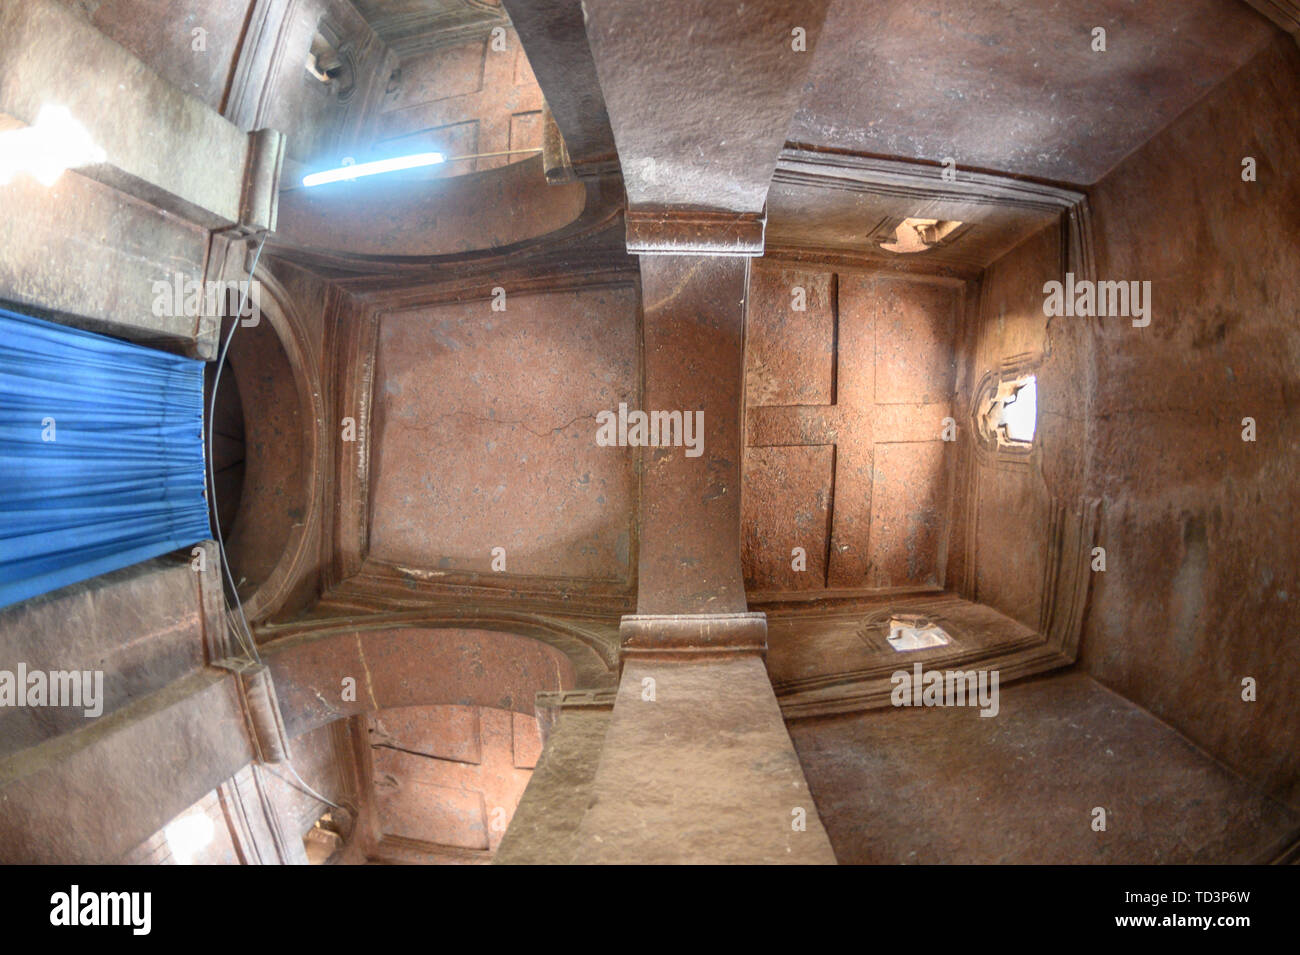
[164,812,214,865]
[302,151,445,187]
[887,617,952,652]
[1003,377,1037,443]
[0,105,105,187]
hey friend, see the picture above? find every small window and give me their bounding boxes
[887,615,951,652]
[304,810,345,864]
[981,375,1037,448]
[1001,377,1036,443]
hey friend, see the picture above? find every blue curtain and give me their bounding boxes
[0,307,212,609]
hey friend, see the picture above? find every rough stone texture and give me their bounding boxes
[766,175,1061,275]
[370,704,538,856]
[957,224,1064,632]
[263,627,575,738]
[790,0,1277,185]
[494,707,610,865]
[374,29,542,178]
[0,671,254,864]
[1074,34,1300,810]
[0,0,253,227]
[243,0,393,164]
[571,657,836,864]
[0,169,210,350]
[636,256,748,614]
[765,592,1037,700]
[790,671,1300,864]
[53,0,254,113]
[221,315,307,601]
[582,0,831,213]
[744,266,960,596]
[501,0,619,177]
[0,551,222,759]
[368,285,638,585]
[4,0,1299,868]
[742,444,834,592]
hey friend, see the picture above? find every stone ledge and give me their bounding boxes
[619,611,767,663]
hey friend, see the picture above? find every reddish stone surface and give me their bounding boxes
[368,285,638,584]
[501,0,619,176]
[636,256,749,614]
[0,673,254,864]
[1073,35,1300,810]
[766,178,1061,275]
[744,267,960,595]
[264,627,575,738]
[790,0,1276,185]
[583,0,831,214]
[790,672,1300,863]
[572,658,836,864]
[745,266,835,407]
[370,704,539,855]
[375,31,543,178]
[742,445,834,592]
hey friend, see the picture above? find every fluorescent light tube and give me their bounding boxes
[302,151,446,188]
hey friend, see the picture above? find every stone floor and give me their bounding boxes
[789,671,1300,864]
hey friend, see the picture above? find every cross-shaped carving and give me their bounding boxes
[744,268,958,591]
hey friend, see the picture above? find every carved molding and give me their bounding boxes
[325,267,641,611]
[1242,0,1300,35]
[233,265,327,624]
[256,607,622,688]
[773,146,1095,282]
[619,612,768,663]
[624,207,767,256]
[772,584,1092,720]
[217,763,307,864]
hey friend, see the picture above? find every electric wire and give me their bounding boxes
[204,233,267,665]
[202,232,346,818]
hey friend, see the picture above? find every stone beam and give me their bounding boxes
[546,256,837,863]
[581,0,831,253]
[572,657,835,863]
[500,0,620,181]
[634,256,750,614]
[0,0,283,234]
[0,671,255,864]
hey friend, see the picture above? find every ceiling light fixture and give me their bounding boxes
[299,147,543,189]
[302,151,446,187]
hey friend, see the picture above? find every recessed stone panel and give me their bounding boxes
[369,286,638,583]
[741,444,834,592]
[866,440,948,588]
[744,265,835,407]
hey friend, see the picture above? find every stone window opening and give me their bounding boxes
[880,217,965,254]
[304,810,345,864]
[981,375,1037,448]
[886,614,952,652]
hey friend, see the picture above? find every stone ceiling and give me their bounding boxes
[351,0,509,57]
[788,0,1276,185]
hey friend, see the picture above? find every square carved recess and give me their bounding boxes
[766,494,1098,720]
[325,270,641,615]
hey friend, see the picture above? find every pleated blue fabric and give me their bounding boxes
[0,307,212,609]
